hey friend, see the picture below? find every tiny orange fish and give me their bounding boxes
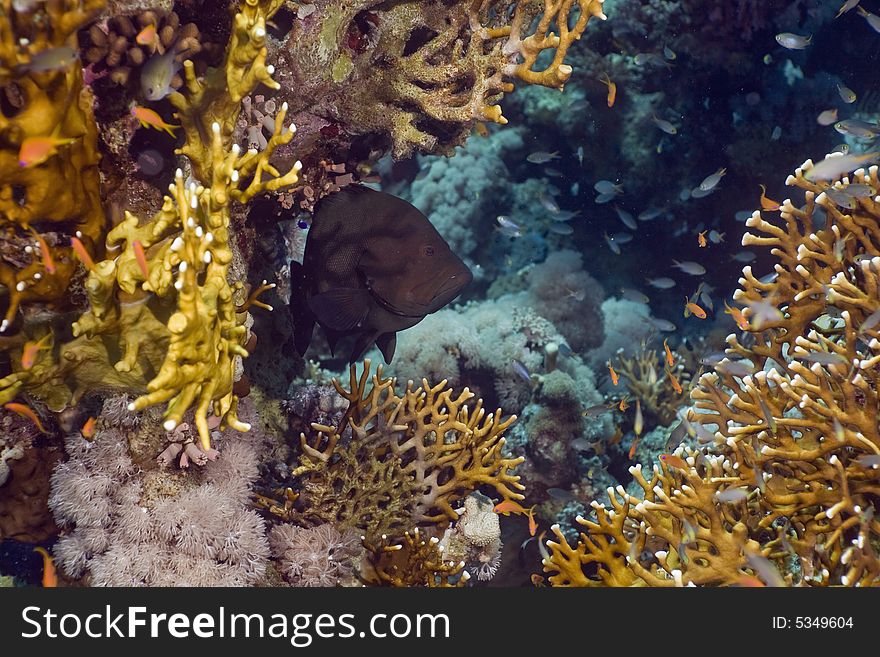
[81,416,97,440]
[663,338,675,368]
[628,435,640,460]
[4,402,49,433]
[18,134,76,168]
[659,453,689,470]
[132,240,150,279]
[30,228,56,275]
[33,546,57,588]
[608,363,619,386]
[530,573,546,587]
[527,505,538,537]
[667,369,683,395]
[135,23,158,48]
[724,300,750,331]
[70,236,96,271]
[697,231,707,247]
[608,426,623,446]
[618,397,629,412]
[685,297,707,319]
[474,121,489,138]
[21,333,51,370]
[131,105,179,137]
[759,184,781,212]
[494,499,530,516]
[599,72,617,108]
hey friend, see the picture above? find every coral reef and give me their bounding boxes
[271,361,524,539]
[361,528,467,587]
[544,159,880,587]
[0,0,107,331]
[272,0,607,160]
[269,523,361,587]
[49,407,270,586]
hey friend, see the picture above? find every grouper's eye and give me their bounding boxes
[422,245,435,257]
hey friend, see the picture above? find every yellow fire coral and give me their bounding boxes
[0,0,300,452]
[545,157,880,587]
[361,528,467,587]
[276,360,525,539]
[0,0,107,331]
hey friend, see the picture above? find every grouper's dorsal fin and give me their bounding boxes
[308,287,371,331]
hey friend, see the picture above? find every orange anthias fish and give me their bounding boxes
[18,134,76,168]
[759,184,781,212]
[527,506,538,537]
[30,228,56,275]
[81,416,97,440]
[697,231,707,247]
[667,369,683,395]
[136,23,158,49]
[530,573,546,587]
[608,362,619,386]
[733,574,766,587]
[618,397,629,412]
[628,435,640,460]
[494,499,531,516]
[599,72,617,107]
[21,333,51,370]
[4,402,49,433]
[724,300,750,330]
[473,121,489,138]
[663,338,676,367]
[132,240,150,279]
[659,453,689,470]
[33,547,57,588]
[684,297,707,319]
[131,105,179,137]
[70,236,96,271]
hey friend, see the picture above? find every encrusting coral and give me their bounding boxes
[543,156,880,587]
[0,0,107,332]
[266,360,525,540]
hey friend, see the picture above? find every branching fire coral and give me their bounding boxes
[361,528,467,587]
[0,0,301,451]
[277,360,525,540]
[277,0,607,157]
[544,157,880,587]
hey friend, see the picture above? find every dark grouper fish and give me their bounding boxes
[289,185,472,363]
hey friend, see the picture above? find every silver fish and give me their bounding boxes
[735,211,753,222]
[672,260,706,275]
[495,215,522,238]
[858,308,880,334]
[16,46,79,73]
[604,232,621,254]
[638,208,664,222]
[650,318,677,332]
[837,83,857,104]
[512,359,532,384]
[552,209,581,222]
[581,404,611,418]
[794,351,848,366]
[141,49,180,101]
[824,187,857,209]
[690,185,715,199]
[547,488,577,501]
[775,32,811,49]
[836,0,861,19]
[576,146,584,166]
[663,45,677,61]
[716,488,749,503]
[708,230,725,244]
[699,167,727,192]
[646,277,676,289]
[570,438,594,450]
[816,109,839,126]
[652,114,677,135]
[614,206,638,230]
[805,152,880,182]
[594,180,623,195]
[620,288,649,304]
[715,359,752,378]
[840,184,876,198]
[549,223,574,236]
[527,151,561,164]
[858,6,880,32]
[730,251,756,263]
[770,125,783,141]
[833,119,880,139]
[595,192,617,204]
[539,193,560,213]
[855,454,880,468]
[611,232,633,244]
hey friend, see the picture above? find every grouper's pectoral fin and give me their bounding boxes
[375,332,397,363]
[308,287,371,331]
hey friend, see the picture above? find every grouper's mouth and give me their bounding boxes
[367,269,471,318]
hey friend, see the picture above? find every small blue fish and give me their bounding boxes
[141,49,180,101]
[495,215,522,238]
[775,32,811,49]
[512,359,532,385]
